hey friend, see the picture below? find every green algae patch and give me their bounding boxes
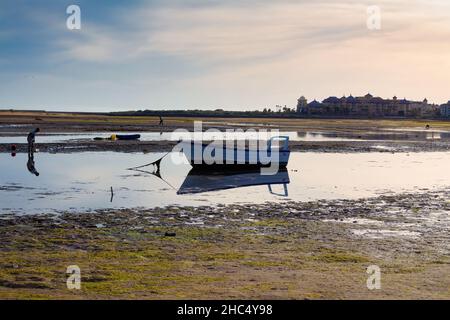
[313,248,370,264]
[1,191,449,299]
[244,218,292,227]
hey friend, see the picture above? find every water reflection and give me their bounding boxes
[0,130,372,143]
[26,151,39,177]
[1,151,449,214]
[178,168,290,195]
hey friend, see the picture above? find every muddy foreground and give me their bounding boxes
[0,189,449,299]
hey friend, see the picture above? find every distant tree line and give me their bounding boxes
[109,105,298,118]
[106,103,448,120]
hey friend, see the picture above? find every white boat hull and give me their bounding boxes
[178,139,290,168]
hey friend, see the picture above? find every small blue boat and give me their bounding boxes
[116,134,141,141]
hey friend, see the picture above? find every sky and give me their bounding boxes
[1,0,450,112]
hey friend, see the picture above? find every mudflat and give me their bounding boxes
[1,110,450,132]
[1,111,449,153]
[1,111,449,299]
[0,189,448,299]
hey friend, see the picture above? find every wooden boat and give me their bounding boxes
[116,134,141,140]
[93,134,141,141]
[177,168,290,195]
[178,136,290,168]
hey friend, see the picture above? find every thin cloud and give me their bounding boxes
[2,0,450,109]
[57,1,372,63]
[56,0,450,66]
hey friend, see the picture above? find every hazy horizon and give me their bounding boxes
[2,0,450,112]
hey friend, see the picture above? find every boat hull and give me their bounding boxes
[116,134,141,140]
[179,140,290,167]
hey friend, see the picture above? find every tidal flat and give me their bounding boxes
[0,189,448,299]
[0,115,449,299]
[1,114,450,154]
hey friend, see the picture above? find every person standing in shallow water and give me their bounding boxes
[159,115,164,127]
[27,128,40,155]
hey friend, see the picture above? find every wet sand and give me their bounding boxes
[1,113,449,153]
[0,189,448,299]
[1,111,449,133]
[0,139,448,154]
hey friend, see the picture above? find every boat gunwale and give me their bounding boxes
[178,139,290,152]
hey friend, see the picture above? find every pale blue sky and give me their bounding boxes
[1,0,450,111]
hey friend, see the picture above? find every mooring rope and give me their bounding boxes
[126,152,171,171]
[126,152,177,190]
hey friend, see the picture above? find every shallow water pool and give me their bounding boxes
[0,130,372,143]
[0,151,449,214]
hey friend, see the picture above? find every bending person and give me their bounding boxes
[27,128,40,155]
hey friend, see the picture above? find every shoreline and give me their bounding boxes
[1,113,449,133]
[1,140,449,154]
[1,115,449,154]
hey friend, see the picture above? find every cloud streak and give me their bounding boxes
[58,1,372,64]
[2,0,450,110]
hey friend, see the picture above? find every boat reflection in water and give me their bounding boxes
[177,168,290,196]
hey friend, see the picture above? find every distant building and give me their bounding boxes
[305,100,322,115]
[440,102,450,117]
[297,93,440,118]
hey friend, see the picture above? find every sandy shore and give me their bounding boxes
[1,139,449,154]
[1,110,449,132]
[1,114,449,153]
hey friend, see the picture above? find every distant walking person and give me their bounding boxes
[159,115,164,127]
[27,128,40,155]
